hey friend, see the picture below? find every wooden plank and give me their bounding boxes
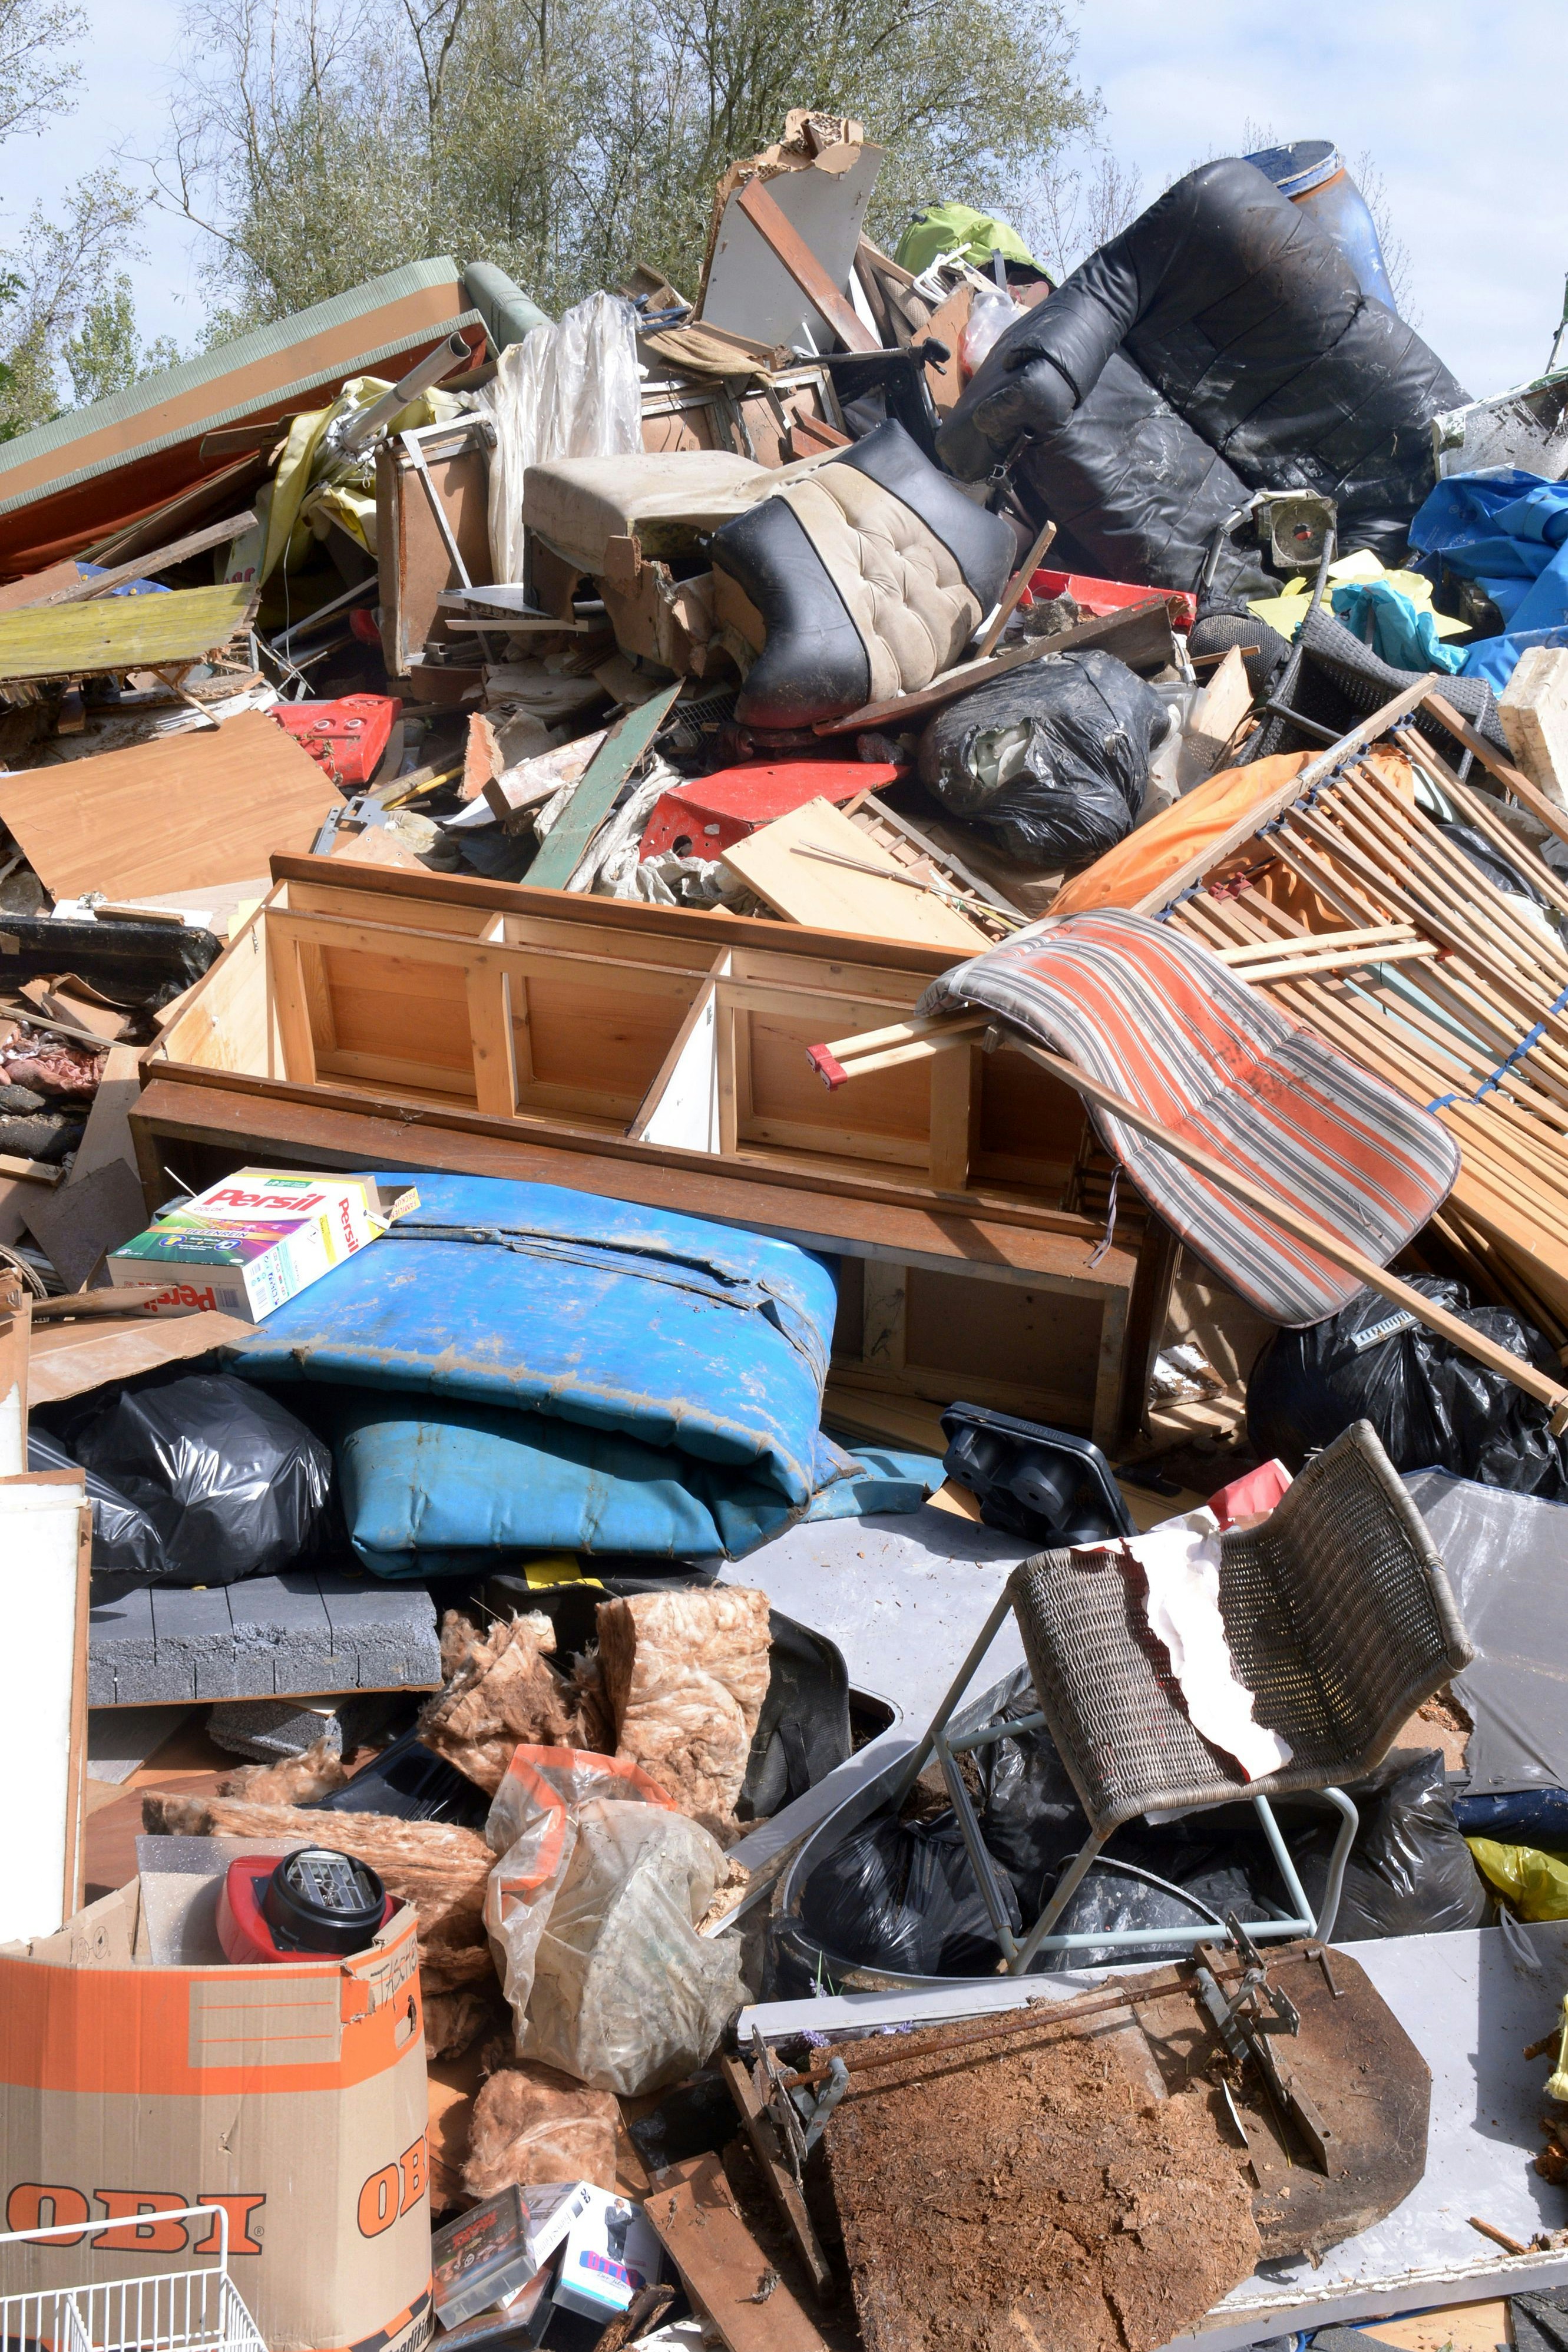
[0,709,340,901]
[811,597,1172,737]
[974,518,1057,661]
[1422,687,1568,852]
[32,512,259,606]
[1124,680,1434,921]
[721,798,990,948]
[465,960,518,1116]
[735,178,879,356]
[643,2153,829,2351]
[717,2056,833,2297]
[0,582,257,683]
[527,679,683,888]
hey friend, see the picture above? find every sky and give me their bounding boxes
[2,0,1563,397]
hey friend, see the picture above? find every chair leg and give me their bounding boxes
[1310,1788,1361,1945]
[934,1728,1023,1963]
[1010,1828,1112,1976]
[887,1584,1017,1811]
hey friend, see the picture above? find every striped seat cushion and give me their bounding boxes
[917,908,1458,1326]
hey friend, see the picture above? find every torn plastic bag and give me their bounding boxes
[1465,1838,1568,1923]
[233,1173,858,1569]
[1281,1751,1488,1939]
[47,1371,332,1585]
[795,1807,1020,1977]
[484,1746,744,2096]
[27,1425,164,1585]
[1247,1277,1568,1496]
[917,650,1170,866]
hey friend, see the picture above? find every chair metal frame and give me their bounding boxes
[895,1585,1361,1974]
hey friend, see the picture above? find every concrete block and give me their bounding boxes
[227,1572,336,1696]
[90,1574,441,1706]
[207,1691,400,1761]
[1500,645,1568,811]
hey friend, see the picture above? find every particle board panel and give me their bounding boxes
[0,709,340,900]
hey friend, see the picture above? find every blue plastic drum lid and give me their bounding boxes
[1245,138,1399,315]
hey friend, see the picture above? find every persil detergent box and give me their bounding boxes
[106,1169,418,1322]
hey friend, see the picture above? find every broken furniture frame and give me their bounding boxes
[891,1421,1470,1970]
[138,857,1155,1444]
[810,683,1568,1428]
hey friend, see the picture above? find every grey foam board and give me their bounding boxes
[90,1574,441,1706]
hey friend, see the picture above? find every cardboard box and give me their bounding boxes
[106,1169,418,1322]
[0,1856,433,2352]
[552,2188,662,2324]
[432,2182,591,2327]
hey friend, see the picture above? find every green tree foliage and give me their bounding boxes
[160,0,1095,329]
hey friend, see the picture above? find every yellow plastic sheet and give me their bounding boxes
[1466,1836,1568,1921]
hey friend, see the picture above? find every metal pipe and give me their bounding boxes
[336,332,472,455]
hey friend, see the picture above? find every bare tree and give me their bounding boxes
[0,170,150,430]
[1023,141,1142,280]
[0,0,84,147]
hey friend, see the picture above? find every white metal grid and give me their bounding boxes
[0,2204,266,2352]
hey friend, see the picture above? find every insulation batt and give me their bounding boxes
[598,1586,771,1830]
[143,1792,496,1989]
[419,1610,587,1791]
[424,1987,497,2062]
[218,1735,350,1803]
[461,2060,620,2198]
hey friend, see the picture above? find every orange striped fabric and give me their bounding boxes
[918,910,1458,1326]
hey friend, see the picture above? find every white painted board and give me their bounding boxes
[702,148,883,356]
[0,1475,88,1943]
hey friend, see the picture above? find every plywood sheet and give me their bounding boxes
[0,709,342,899]
[0,581,256,682]
[720,798,990,948]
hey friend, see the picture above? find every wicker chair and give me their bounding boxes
[896,1421,1473,1970]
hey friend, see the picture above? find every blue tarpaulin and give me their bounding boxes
[231,1173,940,1570]
[1409,469,1568,689]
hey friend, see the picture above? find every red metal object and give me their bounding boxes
[1025,568,1197,632]
[272,693,401,788]
[637,760,901,862]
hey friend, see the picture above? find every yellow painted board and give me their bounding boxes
[720,796,990,950]
[0,582,257,683]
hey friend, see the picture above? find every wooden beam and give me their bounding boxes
[735,177,881,355]
[0,583,259,685]
[526,678,683,889]
[1421,689,1568,852]
[34,512,259,607]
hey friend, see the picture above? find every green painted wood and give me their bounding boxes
[0,582,258,683]
[527,678,683,889]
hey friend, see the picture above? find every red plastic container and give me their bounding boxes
[637,760,902,861]
[272,693,401,788]
[1025,568,1197,633]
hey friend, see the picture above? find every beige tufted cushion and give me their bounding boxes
[777,465,984,704]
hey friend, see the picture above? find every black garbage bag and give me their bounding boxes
[27,1425,165,1582]
[57,1371,333,1584]
[1282,1752,1488,1939]
[917,649,1170,866]
[797,1807,1019,1977]
[1031,1854,1279,1974]
[1247,1277,1568,1496]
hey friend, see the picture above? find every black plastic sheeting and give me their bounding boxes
[776,1666,1484,1992]
[1248,1278,1568,1498]
[938,158,1466,591]
[917,649,1170,865]
[1405,1468,1568,1797]
[27,1425,164,1583]
[44,1371,333,1586]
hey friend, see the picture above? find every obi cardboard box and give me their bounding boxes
[0,1844,433,2352]
[107,1169,418,1322]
